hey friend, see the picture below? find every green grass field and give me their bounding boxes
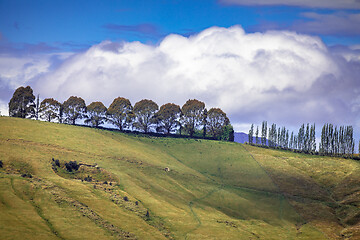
[0,117,359,239]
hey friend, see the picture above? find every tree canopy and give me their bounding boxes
[39,98,61,122]
[206,108,229,138]
[8,86,234,141]
[133,99,158,133]
[107,97,133,130]
[181,99,206,137]
[63,96,86,125]
[8,86,35,118]
[154,103,181,134]
[85,101,107,127]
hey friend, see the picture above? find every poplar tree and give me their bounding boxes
[310,124,316,152]
[248,124,254,144]
[290,132,294,149]
[261,121,267,145]
[268,123,277,148]
[277,127,281,147]
[285,129,289,149]
[298,124,305,151]
[255,126,259,144]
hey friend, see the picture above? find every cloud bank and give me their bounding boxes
[1,26,360,133]
[220,0,360,9]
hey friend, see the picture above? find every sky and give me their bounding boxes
[1,0,360,138]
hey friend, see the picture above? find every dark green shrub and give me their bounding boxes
[84,175,92,182]
[54,159,60,167]
[65,161,79,172]
[123,196,128,201]
[0,160,3,168]
[21,173,32,178]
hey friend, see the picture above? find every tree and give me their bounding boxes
[290,132,294,149]
[206,108,230,138]
[63,96,86,125]
[268,123,277,148]
[255,126,259,144]
[220,124,234,142]
[9,86,35,118]
[154,103,181,134]
[133,99,158,133]
[298,124,305,151]
[107,97,133,131]
[181,99,206,137]
[261,121,267,146]
[85,101,107,127]
[39,98,61,122]
[248,124,254,144]
[35,94,40,120]
[310,124,316,152]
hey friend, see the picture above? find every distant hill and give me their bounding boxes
[0,116,359,239]
[234,132,251,143]
[234,132,264,144]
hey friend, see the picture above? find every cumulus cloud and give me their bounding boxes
[1,26,360,133]
[219,0,360,9]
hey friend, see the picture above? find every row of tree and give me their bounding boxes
[319,124,355,156]
[249,121,357,157]
[8,86,234,140]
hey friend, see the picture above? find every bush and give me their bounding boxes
[0,160,3,168]
[65,161,79,172]
[65,162,72,172]
[123,196,128,201]
[103,181,108,184]
[54,159,60,167]
[135,201,138,205]
[21,173,32,178]
[84,175,92,182]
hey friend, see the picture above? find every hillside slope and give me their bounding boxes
[0,117,359,239]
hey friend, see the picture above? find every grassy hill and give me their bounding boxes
[0,117,359,240]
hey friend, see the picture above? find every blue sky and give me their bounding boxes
[1,0,360,138]
[1,0,359,50]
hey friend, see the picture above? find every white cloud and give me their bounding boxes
[1,26,360,132]
[292,12,360,36]
[219,0,360,9]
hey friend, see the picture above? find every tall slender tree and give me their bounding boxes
[248,124,254,144]
[35,94,40,120]
[261,121,267,146]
